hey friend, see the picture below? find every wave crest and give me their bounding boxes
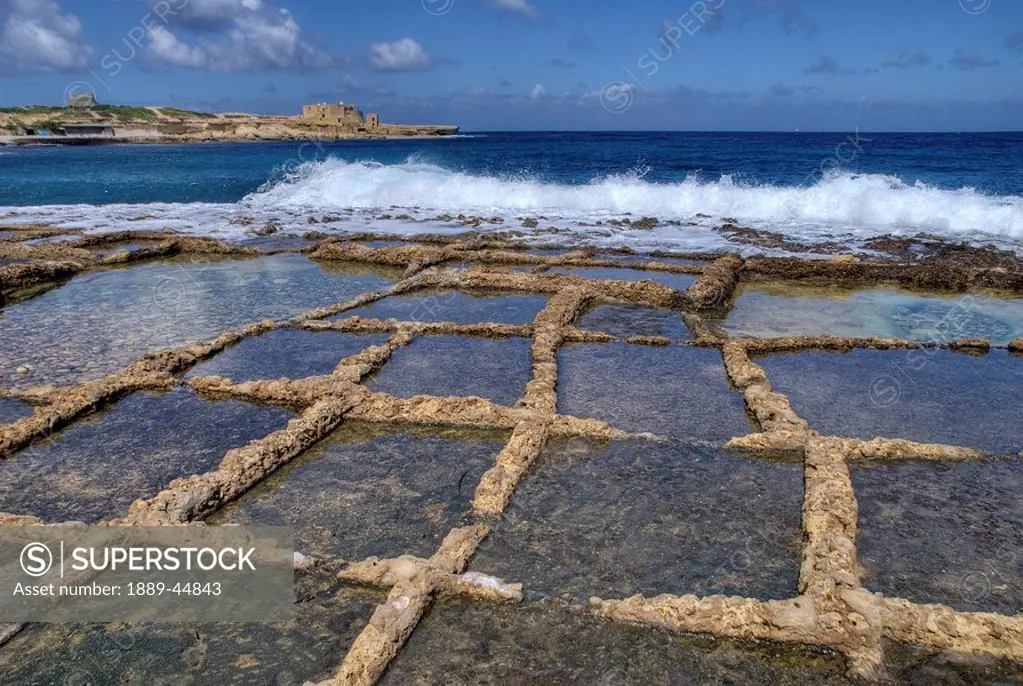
[244,157,1023,239]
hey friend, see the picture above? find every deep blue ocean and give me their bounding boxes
[2,132,1022,253]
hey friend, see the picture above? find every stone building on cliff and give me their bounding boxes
[300,102,456,137]
[301,102,379,133]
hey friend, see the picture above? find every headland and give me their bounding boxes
[0,98,458,145]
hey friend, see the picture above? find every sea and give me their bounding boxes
[2,131,1022,255]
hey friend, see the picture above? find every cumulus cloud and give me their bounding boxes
[369,38,434,72]
[882,49,931,69]
[155,0,266,32]
[0,0,91,72]
[148,26,206,67]
[141,0,328,70]
[529,83,545,99]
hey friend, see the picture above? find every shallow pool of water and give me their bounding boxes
[853,458,1023,615]
[759,349,1023,455]
[0,397,32,425]
[368,336,533,407]
[575,303,691,340]
[558,342,753,440]
[0,571,381,685]
[214,422,507,561]
[381,599,853,685]
[470,437,803,602]
[340,289,547,326]
[186,329,388,382]
[723,283,1023,344]
[0,387,292,522]
[0,254,399,388]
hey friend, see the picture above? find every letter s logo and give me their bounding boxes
[20,542,53,577]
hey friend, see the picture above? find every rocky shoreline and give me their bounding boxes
[0,106,459,146]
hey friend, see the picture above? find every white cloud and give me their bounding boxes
[142,0,328,70]
[0,0,91,72]
[156,0,265,31]
[489,0,540,19]
[529,83,545,99]
[148,27,206,68]
[370,38,433,72]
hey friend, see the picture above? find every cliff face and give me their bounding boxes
[154,118,459,141]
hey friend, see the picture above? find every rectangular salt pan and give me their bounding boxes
[724,283,1023,345]
[0,254,398,388]
[758,349,1023,455]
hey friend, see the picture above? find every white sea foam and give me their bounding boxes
[3,156,1023,254]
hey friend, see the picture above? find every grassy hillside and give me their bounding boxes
[0,105,228,130]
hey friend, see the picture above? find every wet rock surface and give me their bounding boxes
[0,571,382,685]
[722,283,1023,344]
[89,241,162,257]
[759,349,1023,455]
[186,330,389,382]
[381,599,853,685]
[0,387,292,522]
[547,266,698,291]
[470,438,803,602]
[0,254,398,388]
[853,459,1023,615]
[575,302,691,340]
[558,342,753,441]
[361,240,415,249]
[368,336,533,407]
[603,253,710,267]
[214,423,507,561]
[238,233,319,252]
[338,289,548,326]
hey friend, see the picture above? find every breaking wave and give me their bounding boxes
[246,157,1023,241]
[4,156,1023,253]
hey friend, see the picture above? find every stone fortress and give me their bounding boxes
[300,101,455,137]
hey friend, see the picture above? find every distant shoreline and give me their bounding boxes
[0,104,459,146]
[0,133,460,146]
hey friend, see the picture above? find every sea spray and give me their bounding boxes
[3,157,1023,252]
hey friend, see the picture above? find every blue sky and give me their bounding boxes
[0,0,1021,131]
